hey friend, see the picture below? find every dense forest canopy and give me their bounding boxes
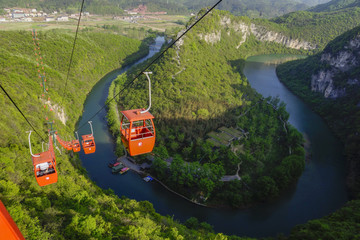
[308,0,360,12]
[263,6,360,49]
[297,0,330,6]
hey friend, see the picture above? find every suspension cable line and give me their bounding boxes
[60,0,86,106]
[75,0,223,131]
[0,84,46,141]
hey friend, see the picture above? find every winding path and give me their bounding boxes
[220,162,242,182]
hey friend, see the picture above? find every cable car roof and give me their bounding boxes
[32,151,55,165]
[81,134,94,140]
[121,109,155,121]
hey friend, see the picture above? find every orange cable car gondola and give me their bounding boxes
[0,200,25,240]
[120,72,156,156]
[81,121,96,154]
[72,132,81,153]
[28,131,58,187]
[65,138,73,151]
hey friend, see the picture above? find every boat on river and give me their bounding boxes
[120,167,129,174]
[108,161,120,168]
[112,163,124,173]
[143,176,153,182]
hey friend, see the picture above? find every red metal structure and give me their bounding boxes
[81,121,96,154]
[55,132,81,153]
[56,135,73,151]
[0,200,25,240]
[28,131,58,187]
[120,72,156,156]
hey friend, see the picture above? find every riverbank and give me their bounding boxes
[116,156,209,207]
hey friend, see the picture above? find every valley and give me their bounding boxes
[1,0,360,239]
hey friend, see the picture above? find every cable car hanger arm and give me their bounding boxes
[141,72,152,114]
[27,131,40,157]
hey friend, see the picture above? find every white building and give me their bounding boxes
[45,17,55,22]
[12,12,25,19]
[57,16,68,21]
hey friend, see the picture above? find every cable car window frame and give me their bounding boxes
[129,119,154,141]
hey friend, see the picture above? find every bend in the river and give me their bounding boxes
[76,41,348,238]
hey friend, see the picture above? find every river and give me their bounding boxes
[77,40,348,238]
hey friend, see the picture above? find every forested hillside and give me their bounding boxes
[298,0,330,6]
[0,0,328,18]
[263,5,360,50]
[108,9,306,208]
[0,30,231,239]
[183,0,308,18]
[2,2,360,239]
[276,24,360,239]
[309,0,360,12]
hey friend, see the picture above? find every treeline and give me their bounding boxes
[260,6,360,50]
[185,0,308,18]
[108,9,305,207]
[100,25,158,41]
[309,0,360,12]
[149,98,305,207]
[0,30,230,239]
[287,200,360,239]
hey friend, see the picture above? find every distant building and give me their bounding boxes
[23,18,33,22]
[127,4,166,15]
[12,13,25,19]
[126,11,138,15]
[45,17,55,22]
[57,16,68,21]
[31,9,37,13]
[69,14,79,20]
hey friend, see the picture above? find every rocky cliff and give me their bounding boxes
[310,32,360,98]
[277,25,360,196]
[197,16,317,50]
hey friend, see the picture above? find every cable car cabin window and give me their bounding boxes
[130,120,154,141]
[84,139,94,146]
[121,117,131,139]
[36,162,55,177]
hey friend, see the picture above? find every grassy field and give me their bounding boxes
[0,14,189,39]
